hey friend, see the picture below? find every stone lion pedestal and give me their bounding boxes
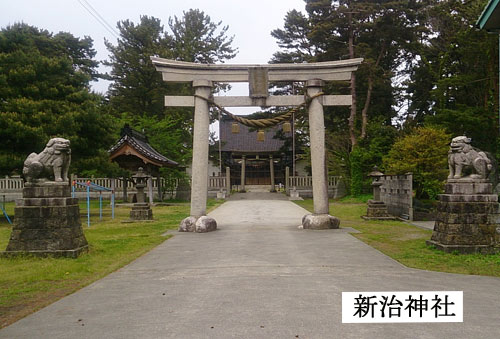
[2,137,88,258]
[427,180,500,254]
[3,182,88,258]
[427,136,500,254]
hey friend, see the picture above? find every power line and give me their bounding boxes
[80,0,119,37]
[76,0,119,39]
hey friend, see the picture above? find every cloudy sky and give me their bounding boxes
[1,0,306,95]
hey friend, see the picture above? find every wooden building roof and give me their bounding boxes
[477,0,500,30]
[219,117,291,154]
[109,125,178,170]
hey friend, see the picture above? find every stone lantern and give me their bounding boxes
[368,166,384,202]
[362,166,394,220]
[132,167,148,203]
[129,167,153,221]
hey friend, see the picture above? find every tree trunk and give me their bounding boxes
[360,76,373,140]
[361,44,384,140]
[348,11,357,148]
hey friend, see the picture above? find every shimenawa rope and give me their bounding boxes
[193,92,324,128]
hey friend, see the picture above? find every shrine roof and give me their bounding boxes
[108,125,178,167]
[477,0,500,30]
[219,117,291,153]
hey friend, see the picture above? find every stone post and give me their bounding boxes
[111,178,115,202]
[307,80,329,214]
[285,166,289,193]
[148,177,154,204]
[269,155,276,192]
[240,155,246,192]
[301,80,339,229]
[190,80,212,217]
[123,177,128,203]
[179,80,217,232]
[226,166,231,195]
[157,174,162,202]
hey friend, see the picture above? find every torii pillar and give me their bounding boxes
[180,80,217,232]
[301,79,340,229]
[151,57,362,232]
[190,80,212,217]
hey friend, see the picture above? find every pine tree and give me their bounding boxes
[105,13,237,166]
[169,9,237,63]
[407,0,499,154]
[0,23,114,176]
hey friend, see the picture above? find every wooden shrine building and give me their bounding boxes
[109,124,178,174]
[219,116,293,189]
[109,124,178,201]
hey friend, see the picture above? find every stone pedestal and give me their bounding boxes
[289,188,301,200]
[179,215,217,233]
[427,180,500,254]
[362,200,396,220]
[3,183,88,258]
[129,203,153,221]
[302,214,340,230]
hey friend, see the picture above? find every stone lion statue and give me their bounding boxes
[448,136,492,180]
[23,137,71,183]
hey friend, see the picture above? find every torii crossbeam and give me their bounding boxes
[152,57,363,232]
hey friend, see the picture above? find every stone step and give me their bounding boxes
[245,185,271,192]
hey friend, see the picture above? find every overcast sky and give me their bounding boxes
[1,0,306,95]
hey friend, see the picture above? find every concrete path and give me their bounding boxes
[1,195,500,338]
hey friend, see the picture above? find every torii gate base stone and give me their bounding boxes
[152,57,362,232]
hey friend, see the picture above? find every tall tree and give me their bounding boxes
[0,23,114,176]
[105,16,173,118]
[303,0,423,142]
[271,0,423,193]
[105,16,191,165]
[105,12,237,166]
[169,9,237,63]
[407,0,498,154]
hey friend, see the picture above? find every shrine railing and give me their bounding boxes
[0,178,23,192]
[287,175,342,188]
[0,176,225,194]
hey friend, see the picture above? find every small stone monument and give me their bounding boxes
[427,136,500,253]
[3,138,88,258]
[289,187,302,200]
[128,167,153,221]
[362,167,395,220]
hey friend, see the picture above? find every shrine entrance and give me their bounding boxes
[151,57,362,232]
[245,160,271,186]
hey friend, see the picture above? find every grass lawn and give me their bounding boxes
[294,198,500,278]
[0,199,223,328]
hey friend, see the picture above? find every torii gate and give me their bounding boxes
[151,57,363,232]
